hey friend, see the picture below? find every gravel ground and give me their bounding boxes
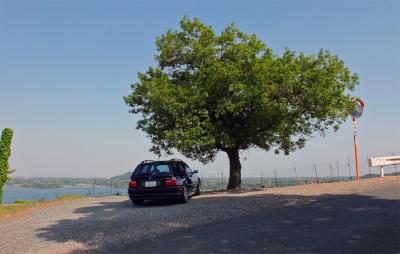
[0,176,399,254]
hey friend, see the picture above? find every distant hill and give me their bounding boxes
[111,172,131,181]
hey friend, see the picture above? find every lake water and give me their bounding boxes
[2,186,128,204]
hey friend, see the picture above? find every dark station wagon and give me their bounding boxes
[128,159,201,205]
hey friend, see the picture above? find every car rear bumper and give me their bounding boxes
[128,186,183,200]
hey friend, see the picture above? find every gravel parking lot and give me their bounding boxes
[1,176,399,254]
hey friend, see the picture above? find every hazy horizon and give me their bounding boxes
[1,0,399,178]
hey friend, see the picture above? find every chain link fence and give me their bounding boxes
[86,179,127,197]
[201,154,399,192]
[79,153,400,196]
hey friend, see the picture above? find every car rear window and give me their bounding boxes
[133,163,172,176]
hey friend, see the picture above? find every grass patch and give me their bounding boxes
[55,195,82,201]
[13,199,34,204]
[0,195,82,219]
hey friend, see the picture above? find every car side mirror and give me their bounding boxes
[193,170,199,174]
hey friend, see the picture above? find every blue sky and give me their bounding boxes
[1,0,399,178]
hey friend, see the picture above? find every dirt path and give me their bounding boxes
[1,176,399,254]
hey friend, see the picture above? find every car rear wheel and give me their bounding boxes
[179,185,189,203]
[132,199,144,206]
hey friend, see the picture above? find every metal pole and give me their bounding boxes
[352,118,360,180]
[93,179,97,197]
[336,161,340,180]
[314,164,318,183]
[221,171,224,191]
[329,162,333,182]
[294,167,298,185]
[274,170,278,187]
[347,158,352,180]
[260,171,263,187]
[393,153,398,176]
[201,170,204,192]
[367,155,371,178]
[110,179,113,196]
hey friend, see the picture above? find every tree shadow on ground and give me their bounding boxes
[36,191,400,254]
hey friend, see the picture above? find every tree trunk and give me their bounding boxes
[227,149,241,189]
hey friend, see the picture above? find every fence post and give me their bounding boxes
[110,179,113,196]
[336,161,340,180]
[274,170,278,187]
[314,164,318,183]
[221,171,224,191]
[93,179,97,197]
[393,153,398,176]
[329,162,334,182]
[347,158,352,180]
[294,167,298,185]
[201,170,204,192]
[367,155,372,178]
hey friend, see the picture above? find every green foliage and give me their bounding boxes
[0,128,14,203]
[124,17,359,187]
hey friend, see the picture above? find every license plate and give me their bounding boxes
[145,181,157,187]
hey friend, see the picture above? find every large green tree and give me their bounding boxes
[124,17,358,189]
[0,128,14,203]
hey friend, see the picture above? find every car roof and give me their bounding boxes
[139,159,185,165]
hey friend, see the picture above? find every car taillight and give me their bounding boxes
[165,177,177,186]
[129,180,138,188]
